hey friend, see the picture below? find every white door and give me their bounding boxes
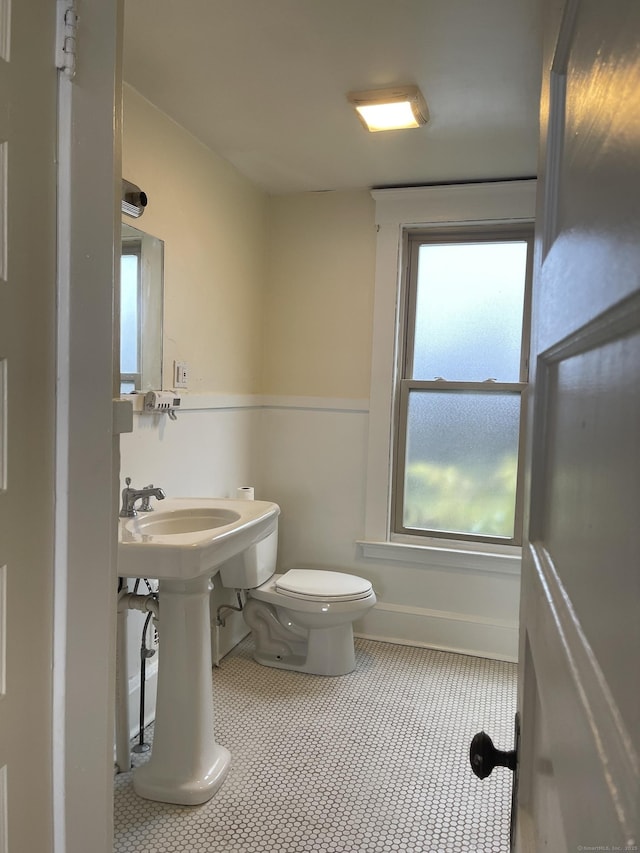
[516,0,639,849]
[0,1,58,850]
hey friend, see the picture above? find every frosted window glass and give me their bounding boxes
[403,391,520,538]
[120,254,139,375]
[412,242,527,381]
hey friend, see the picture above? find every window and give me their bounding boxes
[362,181,536,563]
[393,225,533,545]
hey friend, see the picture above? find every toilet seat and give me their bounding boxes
[275,569,373,602]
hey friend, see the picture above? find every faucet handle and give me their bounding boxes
[139,485,155,512]
[120,477,137,518]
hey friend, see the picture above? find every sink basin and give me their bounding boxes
[118,497,280,580]
[133,507,241,536]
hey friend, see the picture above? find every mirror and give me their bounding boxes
[120,223,164,394]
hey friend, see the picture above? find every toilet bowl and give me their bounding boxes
[245,569,376,675]
[218,533,376,676]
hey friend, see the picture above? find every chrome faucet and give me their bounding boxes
[120,477,166,518]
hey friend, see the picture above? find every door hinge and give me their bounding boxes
[56,0,78,79]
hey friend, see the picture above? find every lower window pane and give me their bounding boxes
[402,391,521,539]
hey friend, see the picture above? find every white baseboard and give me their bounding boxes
[355,601,518,663]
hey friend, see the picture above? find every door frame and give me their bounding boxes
[54,1,123,851]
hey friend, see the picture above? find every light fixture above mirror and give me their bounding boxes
[122,178,148,218]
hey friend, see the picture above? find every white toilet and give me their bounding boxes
[219,531,376,676]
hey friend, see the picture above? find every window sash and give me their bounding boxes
[393,381,528,546]
[402,225,534,385]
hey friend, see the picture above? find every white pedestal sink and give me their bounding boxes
[118,497,279,805]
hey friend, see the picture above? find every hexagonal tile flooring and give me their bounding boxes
[114,638,517,852]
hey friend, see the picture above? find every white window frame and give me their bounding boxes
[362,180,537,564]
[394,223,534,546]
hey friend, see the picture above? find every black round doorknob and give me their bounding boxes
[469,731,517,779]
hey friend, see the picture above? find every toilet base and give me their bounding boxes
[253,623,356,677]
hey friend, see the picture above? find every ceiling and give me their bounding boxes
[123,0,542,196]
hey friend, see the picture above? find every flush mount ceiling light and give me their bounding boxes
[347,85,429,132]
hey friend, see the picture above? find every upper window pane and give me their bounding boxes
[411,241,528,382]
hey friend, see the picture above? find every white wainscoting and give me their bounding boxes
[118,392,520,734]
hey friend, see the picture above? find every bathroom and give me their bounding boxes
[118,80,524,703]
[113,0,534,845]
[5,1,637,851]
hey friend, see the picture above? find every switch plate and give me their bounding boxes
[174,361,189,388]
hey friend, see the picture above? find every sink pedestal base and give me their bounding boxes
[133,576,230,805]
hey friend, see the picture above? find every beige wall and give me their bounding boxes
[263,191,376,398]
[123,85,269,394]
[123,88,376,399]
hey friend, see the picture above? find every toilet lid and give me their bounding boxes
[276,569,373,601]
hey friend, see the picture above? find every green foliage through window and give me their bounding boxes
[403,454,518,538]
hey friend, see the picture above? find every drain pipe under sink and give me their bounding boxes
[115,586,159,773]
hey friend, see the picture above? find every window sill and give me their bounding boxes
[356,538,521,575]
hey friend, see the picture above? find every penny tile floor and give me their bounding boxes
[114,638,517,852]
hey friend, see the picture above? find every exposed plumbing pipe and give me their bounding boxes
[216,589,244,627]
[119,591,159,619]
[114,586,160,773]
[115,588,131,773]
[213,590,245,667]
[132,611,156,754]
[213,622,221,668]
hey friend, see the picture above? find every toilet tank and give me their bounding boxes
[218,529,278,589]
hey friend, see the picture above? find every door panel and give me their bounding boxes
[519,640,567,853]
[0,1,57,850]
[540,319,639,742]
[518,1,640,849]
